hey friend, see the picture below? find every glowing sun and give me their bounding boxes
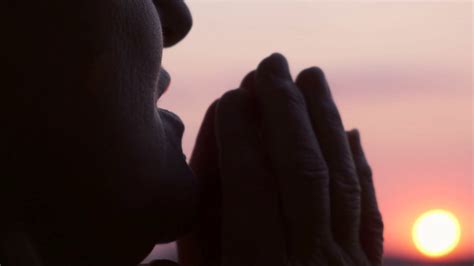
[412,209,461,257]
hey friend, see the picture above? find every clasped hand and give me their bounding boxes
[178,53,384,266]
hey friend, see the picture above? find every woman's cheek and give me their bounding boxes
[93,0,164,101]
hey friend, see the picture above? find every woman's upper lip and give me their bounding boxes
[157,67,171,98]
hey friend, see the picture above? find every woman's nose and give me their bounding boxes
[153,0,192,47]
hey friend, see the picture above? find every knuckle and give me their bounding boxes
[372,211,384,231]
[261,80,305,106]
[333,170,361,190]
[358,163,373,180]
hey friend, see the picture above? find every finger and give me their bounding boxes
[216,88,286,266]
[296,68,361,245]
[189,101,220,199]
[347,130,384,266]
[254,53,332,258]
[177,101,221,266]
[240,70,256,93]
[240,70,264,134]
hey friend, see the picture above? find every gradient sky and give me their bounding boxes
[145,1,473,262]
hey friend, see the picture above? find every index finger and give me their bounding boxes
[254,54,332,258]
[178,101,221,266]
[217,88,286,266]
[295,68,362,247]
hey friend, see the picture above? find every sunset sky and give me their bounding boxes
[147,1,472,262]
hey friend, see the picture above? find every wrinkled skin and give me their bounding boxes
[178,54,384,266]
[2,1,196,265]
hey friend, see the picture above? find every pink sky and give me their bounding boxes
[146,1,472,262]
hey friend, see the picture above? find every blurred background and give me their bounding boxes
[144,1,473,265]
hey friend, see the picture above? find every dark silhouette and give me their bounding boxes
[178,54,384,266]
[2,1,196,265]
[2,1,383,265]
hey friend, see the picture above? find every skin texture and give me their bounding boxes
[2,1,196,265]
[178,54,384,266]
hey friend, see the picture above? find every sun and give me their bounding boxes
[412,209,461,257]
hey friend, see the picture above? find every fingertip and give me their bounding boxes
[347,128,360,142]
[348,129,373,180]
[254,53,306,106]
[206,99,219,118]
[296,66,325,85]
[295,66,331,98]
[256,52,292,81]
[240,70,256,91]
[347,129,364,157]
[192,99,219,131]
[265,52,287,64]
[198,98,219,133]
[189,98,220,171]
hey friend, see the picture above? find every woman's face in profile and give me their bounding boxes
[131,0,198,240]
[83,0,197,243]
[4,0,197,263]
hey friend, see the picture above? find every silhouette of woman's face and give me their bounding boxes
[117,0,198,241]
[3,0,197,263]
[71,0,198,245]
[65,0,198,248]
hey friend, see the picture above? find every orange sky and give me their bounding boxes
[147,1,473,262]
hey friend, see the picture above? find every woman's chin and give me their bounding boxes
[150,109,198,242]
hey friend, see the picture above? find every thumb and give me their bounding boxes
[178,100,222,266]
